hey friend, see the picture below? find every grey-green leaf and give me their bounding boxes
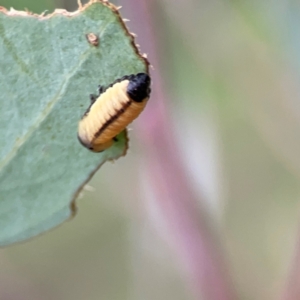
[0,1,148,246]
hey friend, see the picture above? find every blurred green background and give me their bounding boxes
[1,0,300,299]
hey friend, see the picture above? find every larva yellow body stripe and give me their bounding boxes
[78,73,151,152]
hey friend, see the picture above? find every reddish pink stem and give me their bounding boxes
[122,1,237,299]
[282,228,300,300]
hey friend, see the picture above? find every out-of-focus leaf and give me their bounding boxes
[0,0,148,246]
[0,0,55,14]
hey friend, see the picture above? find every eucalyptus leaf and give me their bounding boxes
[0,0,148,246]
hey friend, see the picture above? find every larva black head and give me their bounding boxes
[127,73,151,102]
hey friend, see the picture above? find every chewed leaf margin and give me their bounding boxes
[0,0,150,246]
[0,0,150,72]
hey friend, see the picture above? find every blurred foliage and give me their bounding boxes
[1,0,300,299]
[0,0,55,13]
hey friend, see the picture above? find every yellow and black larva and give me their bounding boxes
[78,73,151,152]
